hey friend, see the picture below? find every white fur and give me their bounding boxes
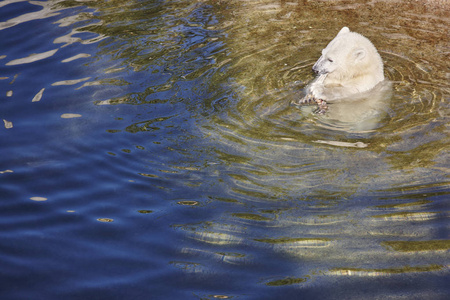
[307,27,384,101]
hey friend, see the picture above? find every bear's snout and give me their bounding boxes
[312,63,320,73]
[312,61,327,75]
[312,57,329,75]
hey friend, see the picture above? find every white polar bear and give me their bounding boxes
[295,27,385,113]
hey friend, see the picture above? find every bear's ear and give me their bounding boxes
[354,48,366,61]
[338,27,350,36]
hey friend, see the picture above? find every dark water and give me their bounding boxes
[1,0,449,299]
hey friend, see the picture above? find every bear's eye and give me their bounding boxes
[327,58,334,63]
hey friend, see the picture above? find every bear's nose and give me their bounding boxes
[312,61,322,74]
[313,65,324,74]
[312,64,319,73]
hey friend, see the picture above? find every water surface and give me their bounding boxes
[1,0,449,299]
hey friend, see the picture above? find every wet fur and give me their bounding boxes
[295,27,384,107]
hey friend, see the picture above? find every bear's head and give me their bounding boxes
[312,27,384,83]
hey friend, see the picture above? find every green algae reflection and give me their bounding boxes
[265,276,308,286]
[330,264,444,276]
[382,240,450,252]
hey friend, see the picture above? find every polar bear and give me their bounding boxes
[294,27,385,114]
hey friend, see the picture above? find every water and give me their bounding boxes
[1,0,449,299]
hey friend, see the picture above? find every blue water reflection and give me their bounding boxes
[1,1,449,299]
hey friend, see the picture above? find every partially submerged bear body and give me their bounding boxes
[295,27,386,114]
